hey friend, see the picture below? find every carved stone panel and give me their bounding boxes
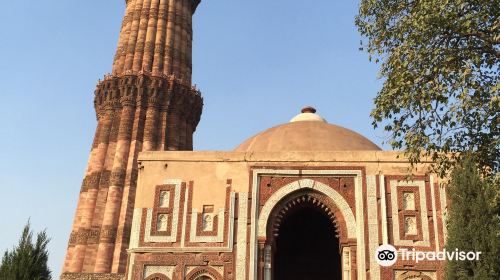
[404,216,418,235]
[159,191,170,207]
[157,214,169,232]
[403,192,416,210]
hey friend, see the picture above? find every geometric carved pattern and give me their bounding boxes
[189,205,228,243]
[144,273,170,280]
[342,247,352,280]
[126,179,240,271]
[390,179,430,246]
[153,185,176,236]
[366,175,380,280]
[185,266,223,280]
[59,273,124,280]
[398,187,421,240]
[188,186,235,245]
[235,192,249,280]
[144,180,182,243]
[130,252,233,280]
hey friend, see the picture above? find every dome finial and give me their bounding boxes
[290,106,326,123]
[301,106,316,114]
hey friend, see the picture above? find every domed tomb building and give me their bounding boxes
[125,107,448,280]
[61,0,448,279]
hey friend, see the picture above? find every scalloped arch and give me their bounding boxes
[258,179,357,239]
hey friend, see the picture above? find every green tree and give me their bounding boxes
[445,155,499,279]
[0,221,52,280]
[355,0,499,176]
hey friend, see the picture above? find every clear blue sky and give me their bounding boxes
[0,0,387,276]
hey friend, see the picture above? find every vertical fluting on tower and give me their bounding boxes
[62,0,202,277]
[112,0,195,83]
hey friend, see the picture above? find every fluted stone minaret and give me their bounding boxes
[61,0,203,278]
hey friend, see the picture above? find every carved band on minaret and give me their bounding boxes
[62,0,203,277]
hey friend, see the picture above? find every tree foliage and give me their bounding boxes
[0,221,52,280]
[444,155,500,279]
[356,0,499,176]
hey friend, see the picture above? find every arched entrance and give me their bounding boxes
[255,179,359,280]
[274,205,341,280]
[260,191,346,280]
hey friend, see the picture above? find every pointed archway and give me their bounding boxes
[255,178,359,280]
[262,191,345,280]
[274,205,341,280]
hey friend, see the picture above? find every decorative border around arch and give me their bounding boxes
[265,190,347,242]
[185,266,223,280]
[249,168,366,280]
[258,178,357,239]
[144,273,171,280]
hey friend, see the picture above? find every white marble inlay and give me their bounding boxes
[202,213,214,232]
[129,208,142,249]
[157,214,168,231]
[404,216,417,235]
[430,175,440,250]
[144,179,182,243]
[235,192,248,280]
[190,192,235,243]
[190,208,224,242]
[391,180,430,247]
[159,190,170,207]
[144,265,175,279]
[380,175,389,244]
[366,175,380,280]
[403,192,415,210]
[127,208,141,280]
[342,247,351,280]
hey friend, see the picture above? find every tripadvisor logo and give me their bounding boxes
[375,244,482,267]
[375,244,397,267]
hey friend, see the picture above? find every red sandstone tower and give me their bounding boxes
[62,0,203,278]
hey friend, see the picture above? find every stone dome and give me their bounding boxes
[235,107,381,152]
